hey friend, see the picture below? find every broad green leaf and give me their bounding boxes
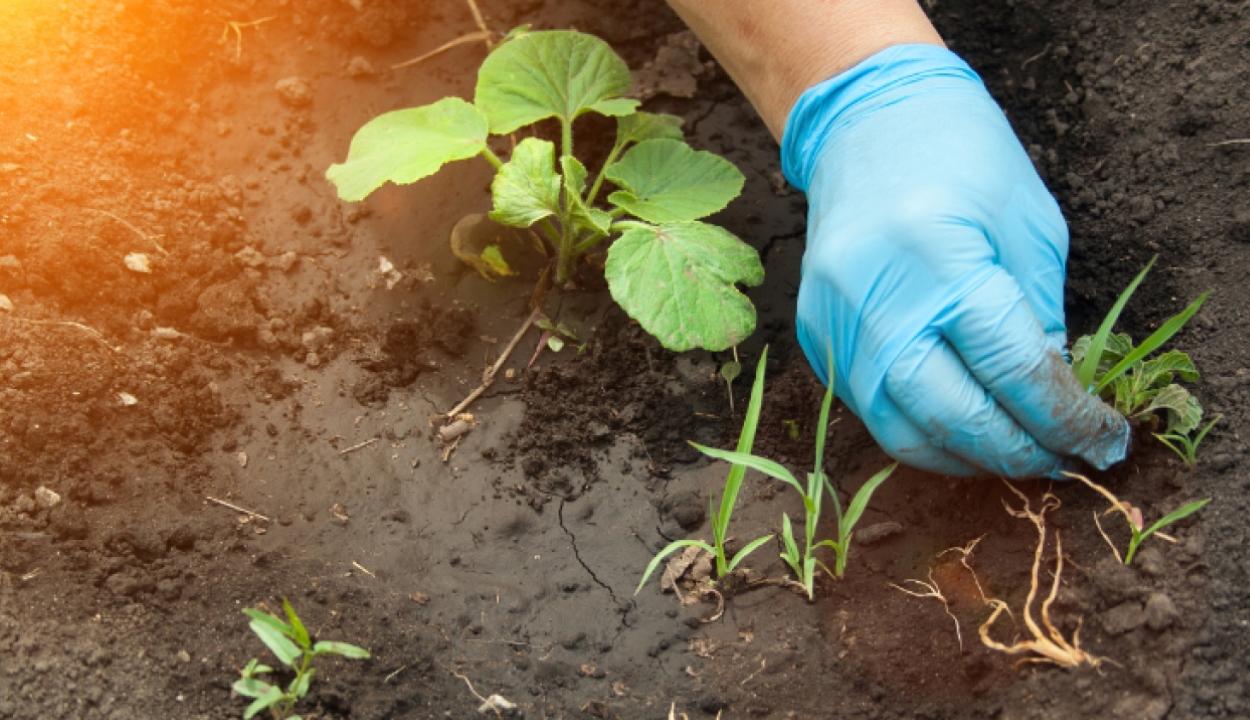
[475,30,637,134]
[282,599,310,650]
[248,618,301,667]
[561,156,611,235]
[841,463,897,543]
[312,641,371,659]
[233,677,273,699]
[1138,350,1199,391]
[616,112,684,146]
[547,335,565,352]
[289,668,315,698]
[727,535,774,572]
[496,24,531,47]
[327,98,489,202]
[606,139,744,223]
[636,539,715,594]
[561,155,588,196]
[692,444,804,496]
[1077,256,1156,390]
[1151,388,1202,435]
[720,361,741,384]
[607,221,763,352]
[243,686,287,719]
[490,138,561,228]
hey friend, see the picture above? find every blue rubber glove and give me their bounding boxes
[781,45,1129,478]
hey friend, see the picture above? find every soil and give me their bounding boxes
[1,1,1247,719]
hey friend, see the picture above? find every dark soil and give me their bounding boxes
[1,0,1247,719]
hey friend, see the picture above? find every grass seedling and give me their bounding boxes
[1064,471,1211,565]
[685,357,897,597]
[233,599,370,720]
[1155,414,1222,468]
[636,348,774,594]
[979,483,1103,670]
[329,28,761,353]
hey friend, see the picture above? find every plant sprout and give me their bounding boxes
[233,599,370,720]
[328,29,762,353]
[1155,414,1222,468]
[636,347,774,593]
[1065,471,1211,565]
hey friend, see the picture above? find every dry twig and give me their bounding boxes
[215,15,275,60]
[205,495,270,522]
[84,208,169,255]
[392,0,494,68]
[441,309,539,420]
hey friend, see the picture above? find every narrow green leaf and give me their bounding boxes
[814,347,836,478]
[841,463,897,543]
[606,139,744,223]
[636,539,715,594]
[1094,290,1211,393]
[475,30,637,134]
[233,677,273,699]
[691,444,804,495]
[489,138,562,228]
[312,641,371,659]
[247,617,301,667]
[780,514,801,568]
[243,686,287,720]
[327,98,489,202]
[727,535,774,573]
[282,599,310,650]
[616,112,685,146]
[289,668,315,698]
[606,221,763,352]
[1141,498,1211,541]
[709,348,768,577]
[1077,256,1156,389]
[243,608,292,637]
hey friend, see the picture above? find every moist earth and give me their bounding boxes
[1,0,1248,718]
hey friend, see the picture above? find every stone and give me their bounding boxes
[346,56,377,77]
[856,521,903,546]
[302,326,334,354]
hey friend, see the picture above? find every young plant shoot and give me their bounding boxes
[327,29,762,353]
[233,599,370,720]
[1066,472,1211,566]
[636,348,774,594]
[692,363,897,597]
[1071,255,1212,446]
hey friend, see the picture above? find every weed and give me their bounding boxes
[636,348,773,593]
[1155,414,1222,468]
[1065,471,1210,565]
[233,599,370,719]
[328,29,761,352]
[1071,255,1211,444]
[979,483,1104,669]
[684,355,897,596]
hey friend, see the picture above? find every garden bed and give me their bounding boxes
[1,0,1247,718]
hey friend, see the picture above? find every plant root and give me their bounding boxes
[891,568,964,652]
[1063,471,1179,561]
[979,481,1105,670]
[213,14,274,60]
[84,208,169,256]
[392,0,494,69]
[439,309,539,422]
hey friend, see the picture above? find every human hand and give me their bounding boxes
[782,45,1129,478]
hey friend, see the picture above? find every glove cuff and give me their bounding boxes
[780,44,985,192]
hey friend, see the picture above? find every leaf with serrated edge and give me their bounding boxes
[606,139,744,223]
[489,138,561,228]
[617,112,684,146]
[607,221,762,352]
[475,30,636,134]
[327,98,488,202]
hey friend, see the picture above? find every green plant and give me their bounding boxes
[690,368,897,596]
[327,29,761,352]
[1067,472,1211,565]
[233,599,370,720]
[1071,255,1211,438]
[1155,414,1222,468]
[636,348,774,593]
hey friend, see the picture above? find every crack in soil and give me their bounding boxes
[759,228,806,262]
[556,499,635,637]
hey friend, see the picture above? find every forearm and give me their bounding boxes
[664,0,943,140]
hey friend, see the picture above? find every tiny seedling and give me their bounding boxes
[1071,255,1211,442]
[720,347,742,412]
[1155,414,1222,468]
[328,29,762,353]
[1065,471,1210,565]
[687,357,897,596]
[636,348,774,593]
[233,599,370,720]
[979,483,1103,669]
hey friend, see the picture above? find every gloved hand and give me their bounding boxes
[781,44,1129,478]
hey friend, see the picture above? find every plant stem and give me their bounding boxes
[556,120,576,284]
[585,138,625,207]
[480,146,504,171]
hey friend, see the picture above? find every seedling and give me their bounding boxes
[979,483,1104,669]
[233,599,370,719]
[1071,256,1211,441]
[686,357,897,596]
[1065,471,1211,565]
[636,348,774,594]
[1155,414,1222,468]
[720,347,742,412]
[328,29,762,353]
